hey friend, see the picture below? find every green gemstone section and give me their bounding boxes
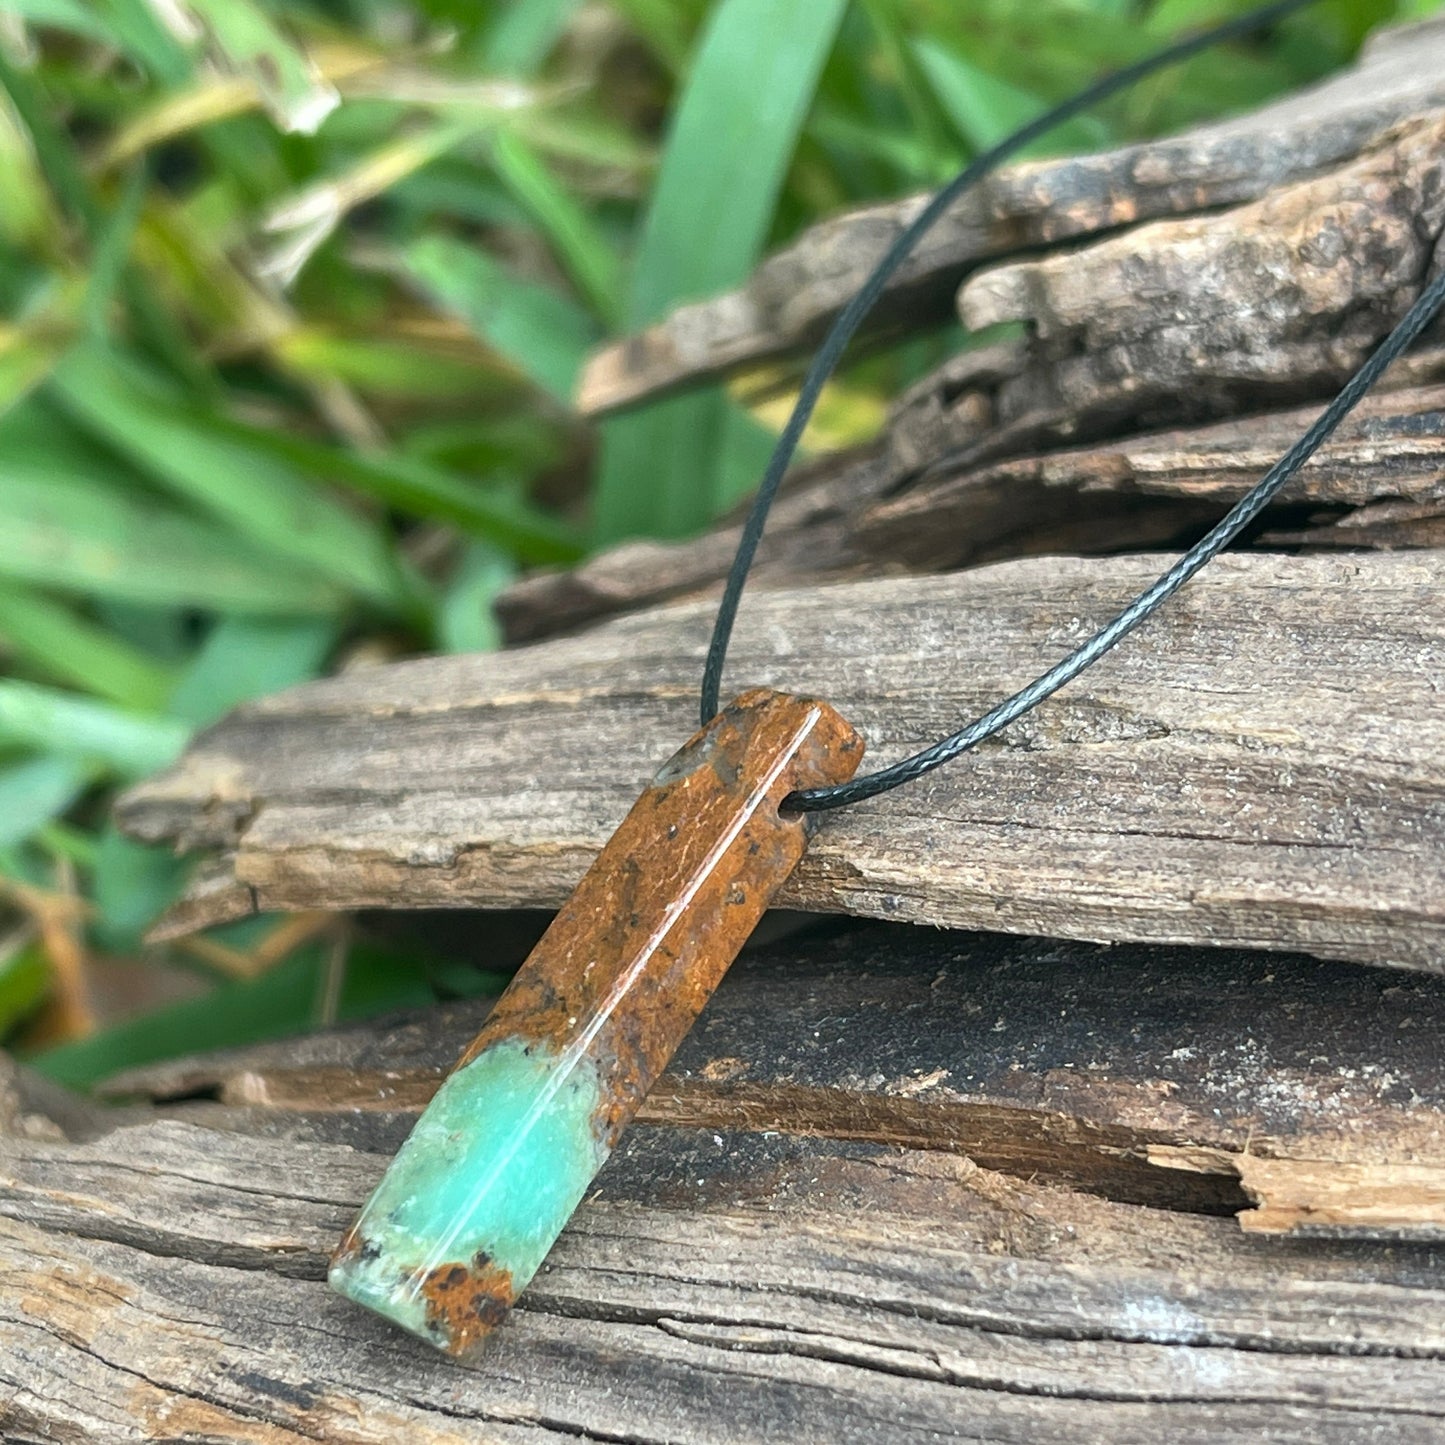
[328,1035,606,1343]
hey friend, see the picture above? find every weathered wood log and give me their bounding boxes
[6,923,1445,1442]
[510,107,1445,646]
[120,552,1445,970]
[863,379,1445,565]
[950,113,1445,461]
[577,16,1445,415]
[526,48,1445,648]
[498,380,1445,642]
[94,921,1445,1233]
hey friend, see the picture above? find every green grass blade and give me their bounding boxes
[84,164,147,338]
[0,756,89,849]
[594,0,848,541]
[90,0,193,84]
[509,107,655,174]
[0,680,187,778]
[0,78,63,249]
[261,117,475,287]
[33,821,97,870]
[0,466,345,614]
[181,0,339,133]
[31,943,437,1089]
[858,0,953,179]
[167,616,338,728]
[609,0,694,73]
[913,37,1107,155]
[89,614,339,948]
[0,47,212,392]
[482,0,583,74]
[625,0,848,326]
[90,827,189,952]
[4,0,109,42]
[243,424,584,564]
[0,301,77,418]
[400,414,563,479]
[49,347,411,612]
[0,937,48,1038]
[0,584,178,710]
[0,45,103,227]
[275,328,512,401]
[490,130,623,324]
[402,232,596,403]
[807,106,941,183]
[439,541,515,654]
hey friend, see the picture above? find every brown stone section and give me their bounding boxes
[332,1221,518,1359]
[332,1221,365,1264]
[455,689,863,1147]
[416,1255,516,1356]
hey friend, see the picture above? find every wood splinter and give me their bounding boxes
[329,689,863,1356]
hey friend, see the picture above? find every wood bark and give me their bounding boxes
[507,104,1445,644]
[119,552,1445,970]
[498,379,1445,642]
[96,920,1445,1231]
[576,16,1445,415]
[950,113,1445,456]
[6,922,1445,1443]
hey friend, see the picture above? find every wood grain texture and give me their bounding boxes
[953,114,1445,458]
[120,551,1445,970]
[862,381,1445,570]
[576,16,1445,415]
[522,48,1445,650]
[99,922,1445,1231]
[498,379,1445,643]
[6,923,1445,1443]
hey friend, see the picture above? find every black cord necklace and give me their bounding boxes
[701,0,1445,811]
[330,2,1445,1357]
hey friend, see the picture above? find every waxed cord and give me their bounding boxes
[790,265,1445,809]
[697,0,1445,810]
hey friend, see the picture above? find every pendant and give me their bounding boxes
[328,688,863,1356]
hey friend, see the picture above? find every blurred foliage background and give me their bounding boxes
[0,0,1427,1086]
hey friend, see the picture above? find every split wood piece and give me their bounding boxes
[947,113,1445,466]
[329,691,862,1356]
[11,1147,1445,1444]
[94,923,1445,1235]
[1151,1149,1445,1241]
[7,926,1445,1442]
[510,119,1445,649]
[497,379,1445,644]
[576,16,1445,416]
[119,552,1445,970]
[858,378,1445,570]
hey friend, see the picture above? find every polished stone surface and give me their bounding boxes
[330,689,863,1355]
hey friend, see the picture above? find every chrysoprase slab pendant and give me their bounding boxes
[329,689,863,1356]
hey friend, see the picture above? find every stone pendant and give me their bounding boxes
[328,689,863,1356]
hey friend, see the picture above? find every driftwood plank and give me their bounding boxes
[498,380,1445,643]
[576,16,1445,415]
[5,924,1445,1442]
[952,113,1445,458]
[510,111,1445,646]
[864,381,1445,570]
[96,922,1445,1234]
[10,1175,1445,1444]
[120,552,1445,970]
